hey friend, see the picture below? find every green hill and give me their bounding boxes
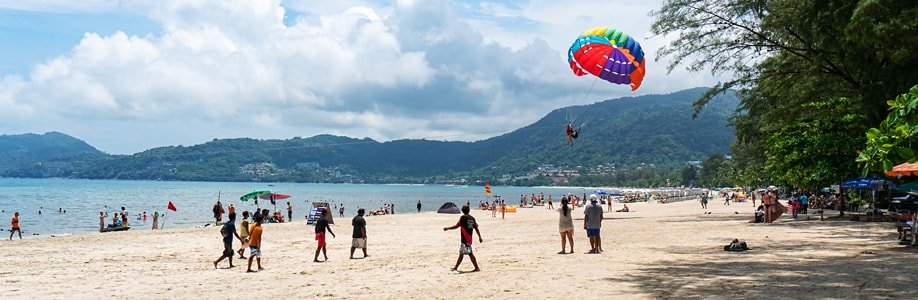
[0,132,105,174]
[0,88,737,183]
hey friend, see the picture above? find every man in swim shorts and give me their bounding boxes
[314,211,336,262]
[246,215,264,272]
[584,198,603,253]
[443,205,483,272]
[9,212,21,240]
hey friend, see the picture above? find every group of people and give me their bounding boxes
[367,203,396,216]
[212,206,372,272]
[556,197,605,254]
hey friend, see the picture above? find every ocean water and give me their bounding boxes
[0,178,592,237]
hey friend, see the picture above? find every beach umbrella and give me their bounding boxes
[886,162,918,177]
[240,190,272,201]
[258,193,291,200]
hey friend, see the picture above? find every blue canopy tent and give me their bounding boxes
[840,177,897,190]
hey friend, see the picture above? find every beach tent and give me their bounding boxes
[437,202,461,214]
[840,177,897,190]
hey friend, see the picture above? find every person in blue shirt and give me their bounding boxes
[800,193,809,214]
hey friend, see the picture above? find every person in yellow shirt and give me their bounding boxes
[246,215,264,273]
[9,212,21,240]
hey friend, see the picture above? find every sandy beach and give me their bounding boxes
[1,198,915,299]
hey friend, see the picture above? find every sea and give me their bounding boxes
[0,178,593,237]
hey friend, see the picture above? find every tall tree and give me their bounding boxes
[652,0,918,186]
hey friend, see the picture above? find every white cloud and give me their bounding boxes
[0,0,721,154]
[0,0,121,13]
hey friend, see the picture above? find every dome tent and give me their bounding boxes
[437,202,461,214]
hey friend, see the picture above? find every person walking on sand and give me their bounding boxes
[701,193,708,209]
[237,211,250,259]
[548,195,554,209]
[246,216,264,273]
[350,208,368,259]
[314,211,336,262]
[491,200,497,218]
[214,213,241,269]
[339,205,345,218]
[584,198,603,253]
[443,205,482,272]
[417,200,422,213]
[558,198,574,254]
[286,202,293,222]
[9,212,22,240]
[213,201,225,224]
[500,200,507,220]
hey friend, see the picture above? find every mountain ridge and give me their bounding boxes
[0,87,737,183]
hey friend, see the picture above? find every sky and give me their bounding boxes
[0,0,720,154]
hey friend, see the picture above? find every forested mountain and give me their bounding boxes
[0,88,737,183]
[0,132,105,170]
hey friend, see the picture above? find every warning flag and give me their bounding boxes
[484,182,491,196]
[167,201,177,211]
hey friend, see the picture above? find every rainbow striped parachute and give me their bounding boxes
[568,27,646,91]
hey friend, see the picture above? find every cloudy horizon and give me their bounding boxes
[0,0,721,154]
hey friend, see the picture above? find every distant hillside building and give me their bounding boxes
[240,163,274,177]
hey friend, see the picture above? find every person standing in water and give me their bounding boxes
[152,211,159,230]
[99,212,106,232]
[417,200,422,213]
[443,205,482,272]
[9,212,22,240]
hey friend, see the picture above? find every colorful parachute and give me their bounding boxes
[568,27,646,91]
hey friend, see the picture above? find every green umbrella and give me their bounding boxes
[240,190,272,201]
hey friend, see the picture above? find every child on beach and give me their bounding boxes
[314,211,336,262]
[237,211,250,259]
[443,205,482,272]
[214,213,241,269]
[246,216,264,273]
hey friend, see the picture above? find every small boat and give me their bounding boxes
[101,226,130,233]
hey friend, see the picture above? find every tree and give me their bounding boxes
[857,85,918,174]
[652,0,918,187]
[681,165,699,187]
[764,98,867,189]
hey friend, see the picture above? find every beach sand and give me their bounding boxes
[1,198,916,299]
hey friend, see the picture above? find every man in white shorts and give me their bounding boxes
[350,208,368,259]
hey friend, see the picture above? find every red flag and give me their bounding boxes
[167,201,177,211]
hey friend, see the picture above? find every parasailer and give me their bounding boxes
[567,26,646,91]
[565,123,581,145]
[563,26,646,145]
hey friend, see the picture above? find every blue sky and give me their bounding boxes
[0,0,719,154]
